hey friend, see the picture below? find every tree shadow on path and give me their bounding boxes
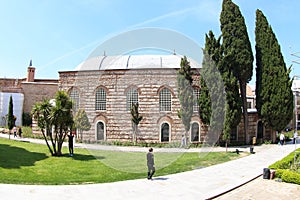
[0,144,48,169]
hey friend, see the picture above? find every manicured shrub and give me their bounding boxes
[274,169,284,178]
[282,170,300,185]
[269,152,296,169]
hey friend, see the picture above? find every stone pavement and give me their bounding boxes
[0,133,298,200]
[214,175,300,200]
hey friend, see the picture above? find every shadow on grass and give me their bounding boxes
[63,153,105,161]
[0,144,48,169]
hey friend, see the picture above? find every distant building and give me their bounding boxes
[0,61,58,126]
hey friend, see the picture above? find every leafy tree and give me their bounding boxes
[177,56,194,142]
[220,0,254,143]
[32,91,74,156]
[74,109,91,141]
[131,102,143,144]
[255,9,293,131]
[7,95,15,139]
[22,112,32,126]
[50,91,74,156]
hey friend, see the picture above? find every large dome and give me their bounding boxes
[75,54,201,71]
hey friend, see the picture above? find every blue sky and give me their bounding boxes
[1,0,300,85]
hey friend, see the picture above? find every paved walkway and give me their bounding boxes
[0,133,298,200]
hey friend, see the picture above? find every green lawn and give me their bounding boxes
[0,138,245,185]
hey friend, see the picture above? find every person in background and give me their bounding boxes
[147,148,155,180]
[18,127,22,138]
[68,133,74,156]
[293,130,298,144]
[180,134,186,148]
[279,132,285,146]
[13,126,17,138]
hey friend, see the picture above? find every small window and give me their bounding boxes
[69,89,79,112]
[126,88,138,111]
[95,88,106,111]
[247,101,252,109]
[193,87,200,112]
[159,88,171,112]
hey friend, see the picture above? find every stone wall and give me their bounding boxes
[21,82,58,113]
[59,69,204,143]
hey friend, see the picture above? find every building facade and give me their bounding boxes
[0,61,58,126]
[59,55,276,144]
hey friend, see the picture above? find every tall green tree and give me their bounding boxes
[255,9,293,131]
[74,109,91,142]
[220,0,254,143]
[177,56,194,142]
[200,31,240,149]
[131,102,143,144]
[50,91,74,156]
[7,95,15,139]
[199,31,225,145]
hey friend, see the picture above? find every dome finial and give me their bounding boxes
[29,59,32,67]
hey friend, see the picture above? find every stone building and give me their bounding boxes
[0,61,58,126]
[59,55,276,144]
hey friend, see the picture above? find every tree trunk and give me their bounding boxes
[41,129,54,156]
[240,81,248,144]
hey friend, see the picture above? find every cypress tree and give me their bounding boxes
[220,0,254,143]
[255,9,293,131]
[199,31,225,131]
[7,95,15,139]
[177,56,194,141]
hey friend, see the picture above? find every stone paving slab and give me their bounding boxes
[215,175,300,200]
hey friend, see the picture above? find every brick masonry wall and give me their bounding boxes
[59,69,274,144]
[59,69,204,143]
[22,82,58,113]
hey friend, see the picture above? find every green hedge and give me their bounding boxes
[269,153,295,169]
[269,148,300,185]
[281,170,300,185]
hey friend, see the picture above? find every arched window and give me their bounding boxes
[159,88,171,112]
[193,87,200,112]
[126,88,138,111]
[96,121,105,140]
[69,88,79,112]
[95,88,106,111]
[161,122,170,142]
[191,122,200,142]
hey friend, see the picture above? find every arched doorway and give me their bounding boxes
[161,122,170,142]
[191,122,200,142]
[257,121,264,140]
[96,121,105,140]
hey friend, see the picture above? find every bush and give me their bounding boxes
[274,169,285,178]
[269,148,300,185]
[269,153,296,169]
[22,112,32,126]
[282,170,300,185]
